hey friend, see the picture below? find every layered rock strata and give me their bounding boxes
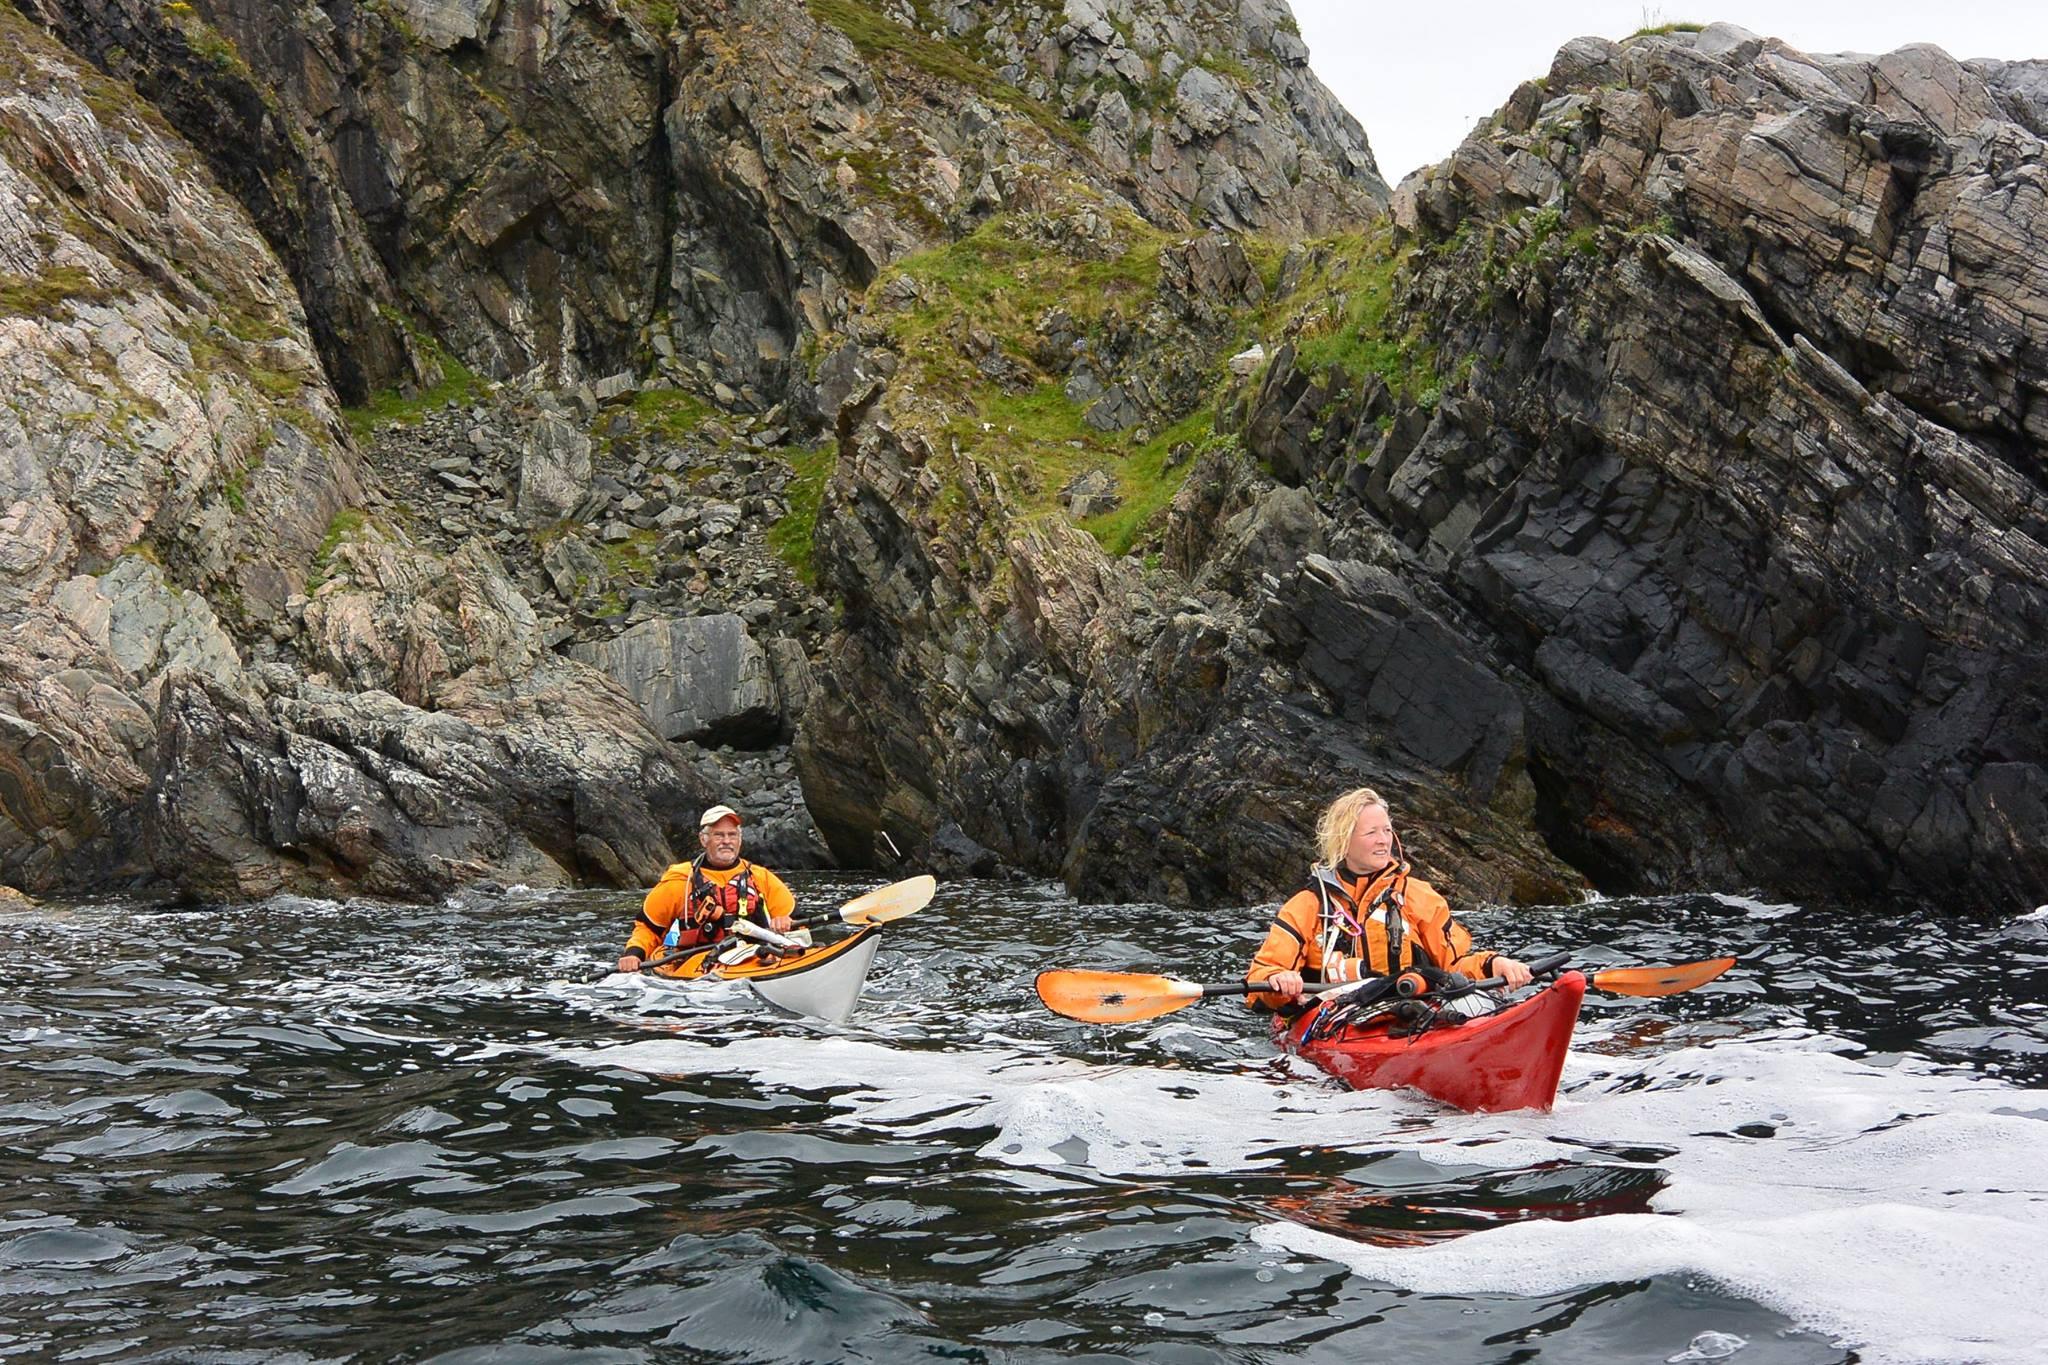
[0,19,766,898]
[1258,26,2048,906]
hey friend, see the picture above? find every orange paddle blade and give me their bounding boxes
[1589,956,1735,996]
[1034,970,1204,1023]
[840,875,936,925]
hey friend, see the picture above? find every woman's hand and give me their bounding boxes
[616,954,643,974]
[1494,956,1534,987]
[1263,970,1305,998]
[769,912,794,933]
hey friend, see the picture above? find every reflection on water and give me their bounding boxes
[1,877,2043,1363]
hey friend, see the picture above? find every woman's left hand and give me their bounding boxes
[1495,957,1534,987]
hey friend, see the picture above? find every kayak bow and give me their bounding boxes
[652,924,883,1023]
[1281,971,1586,1113]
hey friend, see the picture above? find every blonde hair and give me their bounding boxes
[1316,787,1389,867]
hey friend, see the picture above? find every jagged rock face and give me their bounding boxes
[931,0,1387,229]
[568,613,783,747]
[1284,26,2048,906]
[147,662,709,901]
[28,0,1378,407]
[795,25,2048,912]
[0,22,785,899]
[792,218,1586,906]
[0,14,360,891]
[27,0,670,394]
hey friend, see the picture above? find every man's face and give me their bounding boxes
[699,816,743,863]
[1345,804,1395,872]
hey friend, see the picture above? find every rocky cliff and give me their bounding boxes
[792,23,2048,910]
[1,0,1390,902]
[4,4,2043,914]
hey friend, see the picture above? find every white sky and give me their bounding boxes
[1287,3,2048,185]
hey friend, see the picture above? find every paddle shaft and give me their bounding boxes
[1238,950,1576,1003]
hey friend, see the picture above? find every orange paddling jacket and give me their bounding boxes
[624,856,796,960]
[1246,860,1501,1012]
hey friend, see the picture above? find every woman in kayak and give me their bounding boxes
[615,804,797,973]
[1246,787,1533,1014]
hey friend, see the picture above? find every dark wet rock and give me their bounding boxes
[1298,25,2048,907]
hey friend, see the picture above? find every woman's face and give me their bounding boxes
[1345,803,1396,873]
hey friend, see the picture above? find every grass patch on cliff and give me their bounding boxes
[871,212,1230,555]
[806,0,1084,150]
[626,386,712,442]
[343,339,486,440]
[0,265,116,317]
[1078,410,1219,557]
[1287,229,1442,406]
[596,528,660,581]
[887,213,1168,360]
[1629,21,1705,37]
[306,508,370,591]
[768,442,837,585]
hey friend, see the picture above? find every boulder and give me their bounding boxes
[569,614,782,748]
[516,414,595,525]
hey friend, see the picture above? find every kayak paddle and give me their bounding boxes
[1034,953,1732,1024]
[825,874,937,927]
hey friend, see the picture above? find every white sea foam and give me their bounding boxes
[576,1023,2048,1365]
[1258,1041,2048,1365]
[1709,891,1800,919]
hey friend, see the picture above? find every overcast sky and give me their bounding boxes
[1287,3,2048,185]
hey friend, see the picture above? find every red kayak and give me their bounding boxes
[1280,972,1586,1112]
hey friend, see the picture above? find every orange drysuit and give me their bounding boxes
[1246,860,1501,1012]
[624,857,796,960]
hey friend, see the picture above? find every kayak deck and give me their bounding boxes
[651,925,882,1023]
[1281,971,1586,1112]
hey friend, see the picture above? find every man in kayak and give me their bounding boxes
[1247,787,1533,1013]
[615,805,798,972]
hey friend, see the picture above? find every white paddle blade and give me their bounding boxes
[840,874,937,925]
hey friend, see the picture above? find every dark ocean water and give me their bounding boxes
[2,878,2043,1363]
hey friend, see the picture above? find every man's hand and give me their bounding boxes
[616,954,643,974]
[1494,956,1534,987]
[768,913,794,933]
[1263,970,1305,998]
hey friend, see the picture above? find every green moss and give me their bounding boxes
[888,213,1168,358]
[829,143,946,234]
[1079,410,1221,557]
[1197,51,1255,85]
[631,0,678,33]
[307,508,368,591]
[343,338,486,440]
[1287,230,1441,405]
[625,386,713,442]
[220,455,261,514]
[1513,206,1564,263]
[1629,21,1705,37]
[767,442,837,584]
[0,265,115,316]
